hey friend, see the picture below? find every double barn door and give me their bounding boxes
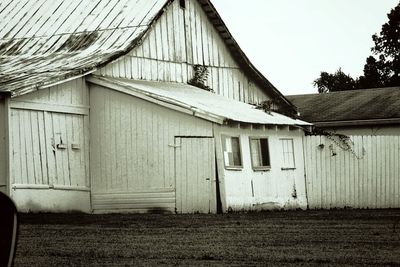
[10,109,88,188]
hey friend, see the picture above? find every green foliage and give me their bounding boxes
[188,65,213,92]
[310,128,364,159]
[371,3,400,87]
[255,100,273,114]
[313,68,357,93]
[314,3,400,93]
[255,98,298,118]
[357,56,390,88]
[372,4,400,57]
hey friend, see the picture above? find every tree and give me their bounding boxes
[357,55,390,88]
[371,3,400,86]
[313,68,357,93]
[314,3,400,93]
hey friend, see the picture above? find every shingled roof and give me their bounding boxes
[286,87,400,126]
[0,0,296,114]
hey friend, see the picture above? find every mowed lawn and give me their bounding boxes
[14,210,400,266]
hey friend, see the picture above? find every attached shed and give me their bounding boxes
[88,77,310,213]
[287,87,400,135]
[0,0,310,213]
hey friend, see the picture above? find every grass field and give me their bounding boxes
[14,210,400,266]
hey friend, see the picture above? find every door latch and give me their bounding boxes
[56,144,67,149]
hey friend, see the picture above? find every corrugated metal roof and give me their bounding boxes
[0,0,297,115]
[0,0,170,96]
[88,75,311,126]
[286,87,400,124]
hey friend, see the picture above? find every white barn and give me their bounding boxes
[0,0,310,213]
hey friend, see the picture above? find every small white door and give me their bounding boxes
[175,137,216,214]
[49,112,88,187]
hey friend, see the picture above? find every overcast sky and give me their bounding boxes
[212,0,399,95]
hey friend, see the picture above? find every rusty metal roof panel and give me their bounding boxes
[0,0,171,96]
[88,76,311,126]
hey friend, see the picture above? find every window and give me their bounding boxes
[222,135,242,169]
[249,137,271,170]
[281,139,295,169]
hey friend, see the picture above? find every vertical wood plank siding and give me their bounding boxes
[90,85,214,213]
[9,78,90,189]
[97,0,269,104]
[304,135,400,209]
[14,78,89,107]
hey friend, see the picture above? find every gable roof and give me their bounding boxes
[88,75,310,126]
[0,0,296,114]
[286,87,400,126]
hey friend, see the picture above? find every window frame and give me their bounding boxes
[249,137,271,171]
[280,138,296,170]
[221,135,243,170]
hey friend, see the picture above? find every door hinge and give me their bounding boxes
[168,144,181,148]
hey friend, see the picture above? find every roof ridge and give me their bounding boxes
[287,86,400,97]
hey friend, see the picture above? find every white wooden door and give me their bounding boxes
[10,109,88,187]
[49,112,88,187]
[175,137,216,214]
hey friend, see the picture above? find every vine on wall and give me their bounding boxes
[311,128,365,159]
[255,98,297,118]
[255,100,273,114]
[188,65,213,92]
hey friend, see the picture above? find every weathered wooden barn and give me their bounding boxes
[0,0,310,213]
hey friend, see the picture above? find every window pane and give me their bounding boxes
[222,136,242,167]
[281,139,295,168]
[250,138,270,169]
[225,137,232,153]
[250,139,261,167]
[281,140,286,166]
[260,139,270,167]
[228,152,234,166]
[231,137,242,166]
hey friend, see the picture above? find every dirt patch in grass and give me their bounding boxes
[14,210,400,266]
